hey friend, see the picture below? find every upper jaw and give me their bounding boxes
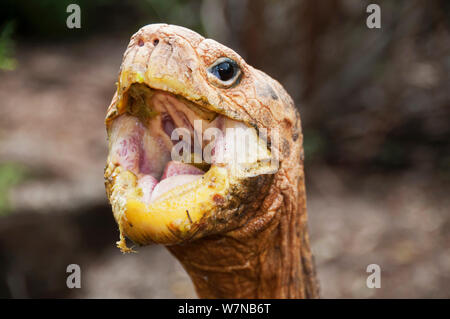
[105,80,277,251]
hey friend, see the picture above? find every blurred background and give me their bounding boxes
[0,0,449,298]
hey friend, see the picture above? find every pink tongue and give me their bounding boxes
[161,161,204,180]
[138,161,204,204]
[149,161,204,202]
[138,175,158,203]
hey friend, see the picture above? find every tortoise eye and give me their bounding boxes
[208,58,241,88]
[213,61,235,81]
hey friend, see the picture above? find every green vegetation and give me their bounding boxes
[0,0,204,39]
[303,130,326,162]
[0,163,28,215]
[0,21,16,70]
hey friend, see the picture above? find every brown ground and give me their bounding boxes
[0,38,448,298]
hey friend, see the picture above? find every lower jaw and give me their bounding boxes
[105,162,231,249]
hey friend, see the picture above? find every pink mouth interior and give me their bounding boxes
[136,161,205,203]
[109,90,227,204]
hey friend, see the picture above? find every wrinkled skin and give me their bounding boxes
[104,24,319,298]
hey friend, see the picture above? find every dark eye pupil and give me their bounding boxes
[216,62,234,81]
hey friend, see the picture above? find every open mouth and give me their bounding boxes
[105,83,276,250]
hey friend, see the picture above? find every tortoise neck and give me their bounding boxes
[167,177,319,298]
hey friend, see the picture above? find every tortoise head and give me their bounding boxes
[104,24,301,251]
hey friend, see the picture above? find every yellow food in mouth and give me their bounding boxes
[105,81,276,252]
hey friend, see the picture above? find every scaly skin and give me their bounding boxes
[105,24,319,298]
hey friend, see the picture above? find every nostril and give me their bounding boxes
[138,38,144,47]
[153,38,159,46]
